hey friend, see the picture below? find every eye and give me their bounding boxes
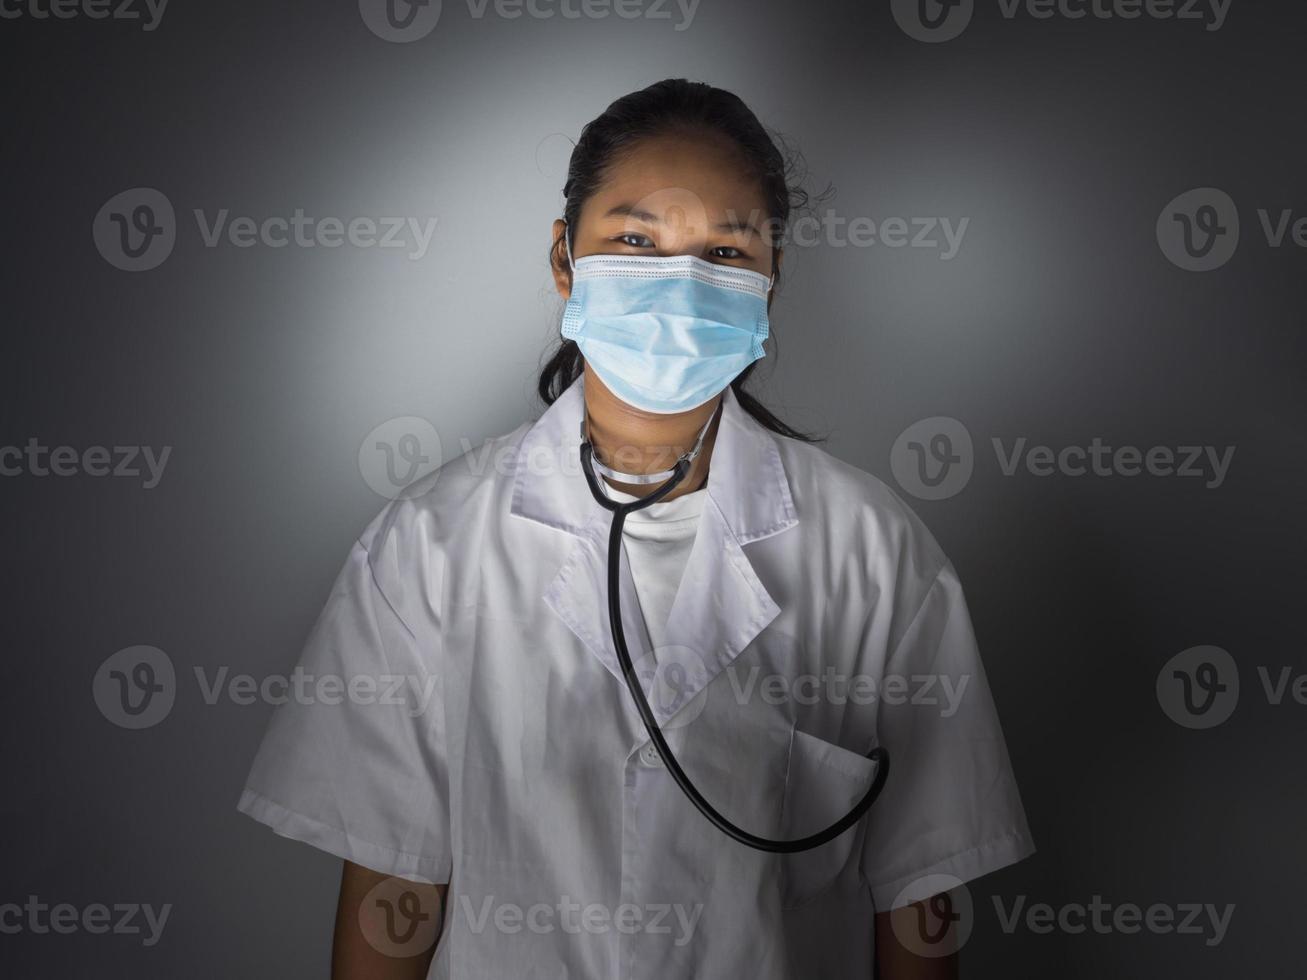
[709,245,745,260]
[614,233,654,248]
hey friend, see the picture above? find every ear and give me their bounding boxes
[551,218,571,300]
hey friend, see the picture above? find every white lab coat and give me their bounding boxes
[239,376,1034,979]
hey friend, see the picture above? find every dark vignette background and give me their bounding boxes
[2,0,1304,976]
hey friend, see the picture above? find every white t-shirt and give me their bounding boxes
[604,484,707,651]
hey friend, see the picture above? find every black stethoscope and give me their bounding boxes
[578,402,890,854]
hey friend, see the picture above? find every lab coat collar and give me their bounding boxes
[509,375,798,544]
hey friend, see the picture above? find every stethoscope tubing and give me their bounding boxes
[579,441,890,854]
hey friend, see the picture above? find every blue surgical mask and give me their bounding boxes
[561,237,773,415]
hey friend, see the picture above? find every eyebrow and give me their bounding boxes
[714,213,763,237]
[603,204,661,224]
[603,203,765,238]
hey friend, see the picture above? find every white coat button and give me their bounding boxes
[638,742,663,768]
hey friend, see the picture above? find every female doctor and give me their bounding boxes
[239,79,1034,979]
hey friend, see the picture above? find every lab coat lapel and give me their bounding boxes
[515,380,799,726]
[513,378,654,683]
[542,514,655,686]
[650,497,781,726]
[649,387,800,727]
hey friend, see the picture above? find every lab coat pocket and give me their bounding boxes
[779,728,881,910]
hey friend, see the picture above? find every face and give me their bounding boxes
[551,128,781,299]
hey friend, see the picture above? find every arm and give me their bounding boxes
[874,896,960,980]
[331,860,448,980]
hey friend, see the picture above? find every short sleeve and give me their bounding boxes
[860,561,1034,909]
[236,534,451,882]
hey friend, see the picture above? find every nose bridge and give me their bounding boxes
[657,222,706,258]
[656,241,704,259]
[654,195,709,257]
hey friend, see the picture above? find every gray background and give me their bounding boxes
[2,0,1304,975]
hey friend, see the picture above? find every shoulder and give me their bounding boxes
[772,433,952,595]
[352,419,535,619]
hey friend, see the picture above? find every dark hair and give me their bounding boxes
[537,78,819,442]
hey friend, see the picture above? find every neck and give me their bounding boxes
[582,366,721,501]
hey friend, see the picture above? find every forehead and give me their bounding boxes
[580,130,770,224]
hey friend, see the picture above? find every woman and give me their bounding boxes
[239,79,1034,979]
